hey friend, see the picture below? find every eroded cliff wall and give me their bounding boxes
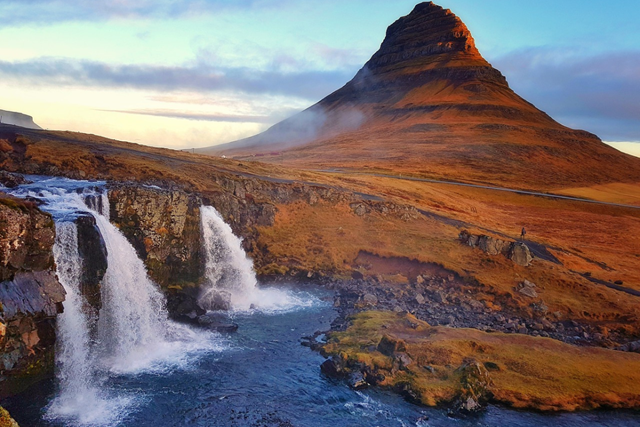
[0,196,65,398]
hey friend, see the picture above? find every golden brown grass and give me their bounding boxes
[324,311,640,411]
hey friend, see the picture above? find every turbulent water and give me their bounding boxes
[4,176,640,427]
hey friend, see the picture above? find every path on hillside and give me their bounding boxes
[317,170,640,211]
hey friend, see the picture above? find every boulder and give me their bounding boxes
[509,243,533,267]
[348,371,368,390]
[362,293,378,306]
[477,236,510,256]
[516,280,538,298]
[377,335,407,356]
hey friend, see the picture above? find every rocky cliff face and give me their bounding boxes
[0,195,65,398]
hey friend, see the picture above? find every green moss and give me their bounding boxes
[0,406,19,427]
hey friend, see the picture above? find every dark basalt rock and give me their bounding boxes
[75,214,107,313]
[197,313,238,333]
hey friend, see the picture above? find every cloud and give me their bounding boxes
[0,0,290,26]
[492,47,640,140]
[102,108,275,123]
[0,57,354,100]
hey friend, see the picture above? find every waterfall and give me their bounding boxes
[93,213,170,372]
[7,177,220,425]
[47,222,105,421]
[199,205,259,311]
[199,205,313,313]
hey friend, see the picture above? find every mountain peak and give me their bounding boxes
[367,1,480,75]
[203,2,640,190]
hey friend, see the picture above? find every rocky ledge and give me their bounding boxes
[0,195,65,398]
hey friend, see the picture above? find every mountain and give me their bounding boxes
[201,2,640,190]
[0,109,42,130]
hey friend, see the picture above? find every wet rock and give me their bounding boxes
[75,214,107,313]
[348,371,368,390]
[0,171,30,189]
[0,198,65,398]
[320,356,346,378]
[197,314,239,333]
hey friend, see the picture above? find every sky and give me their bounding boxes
[0,0,639,157]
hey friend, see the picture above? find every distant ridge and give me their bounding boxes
[0,109,42,130]
[200,2,640,190]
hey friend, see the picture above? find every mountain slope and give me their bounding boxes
[202,2,640,190]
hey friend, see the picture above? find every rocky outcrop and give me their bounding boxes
[459,230,533,267]
[0,195,65,398]
[108,184,204,319]
[75,214,107,315]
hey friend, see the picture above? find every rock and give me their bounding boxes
[0,199,65,399]
[415,293,425,305]
[197,313,239,333]
[617,340,640,353]
[394,352,413,370]
[416,275,425,285]
[516,280,538,298]
[0,171,30,189]
[348,371,368,390]
[362,293,378,306]
[433,291,447,304]
[377,335,407,356]
[75,214,108,313]
[320,357,345,378]
[351,203,367,216]
[454,360,493,413]
[509,243,533,267]
[477,236,510,256]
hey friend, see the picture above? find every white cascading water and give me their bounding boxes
[6,177,220,425]
[93,212,173,372]
[46,221,127,424]
[199,205,313,312]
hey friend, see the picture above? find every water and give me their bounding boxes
[199,205,308,313]
[5,292,640,426]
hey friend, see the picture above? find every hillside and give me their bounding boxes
[202,2,640,191]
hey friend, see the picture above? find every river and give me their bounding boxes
[4,289,640,427]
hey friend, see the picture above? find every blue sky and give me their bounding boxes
[0,0,638,156]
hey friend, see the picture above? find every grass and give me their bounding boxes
[324,311,640,411]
